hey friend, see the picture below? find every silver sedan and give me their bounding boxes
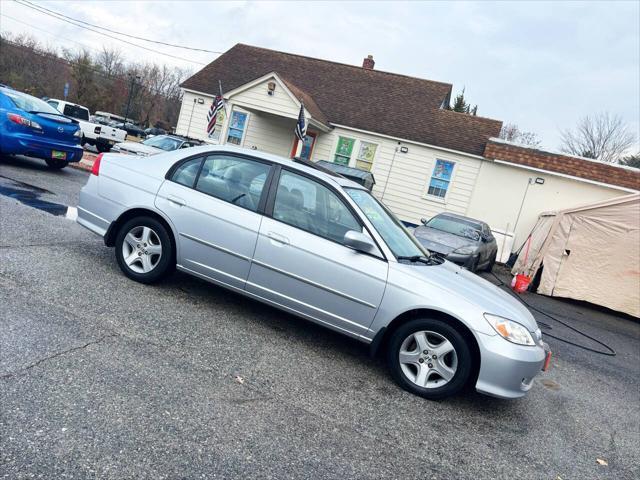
[77,145,550,400]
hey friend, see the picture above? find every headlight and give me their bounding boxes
[484,313,535,346]
[73,128,82,138]
[452,245,476,255]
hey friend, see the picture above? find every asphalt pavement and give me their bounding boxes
[1,154,639,479]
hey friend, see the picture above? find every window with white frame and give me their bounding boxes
[427,159,455,198]
[226,110,248,146]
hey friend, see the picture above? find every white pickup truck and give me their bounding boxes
[46,99,126,152]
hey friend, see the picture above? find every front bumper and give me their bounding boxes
[444,252,477,268]
[475,331,548,399]
[0,133,83,162]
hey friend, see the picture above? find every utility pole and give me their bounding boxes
[123,73,140,125]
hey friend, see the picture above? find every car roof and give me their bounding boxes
[434,212,485,226]
[151,144,365,190]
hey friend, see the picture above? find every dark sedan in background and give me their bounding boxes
[413,213,498,272]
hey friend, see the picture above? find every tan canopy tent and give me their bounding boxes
[512,193,640,317]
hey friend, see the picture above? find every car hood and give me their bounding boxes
[413,226,478,255]
[394,260,538,332]
[113,142,163,156]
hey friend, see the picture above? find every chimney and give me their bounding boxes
[362,55,375,70]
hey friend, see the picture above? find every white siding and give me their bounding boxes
[230,78,300,119]
[468,161,628,248]
[312,127,482,224]
[241,110,296,157]
[175,90,214,140]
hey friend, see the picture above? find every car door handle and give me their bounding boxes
[167,195,186,207]
[267,231,289,245]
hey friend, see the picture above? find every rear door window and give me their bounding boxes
[195,155,271,212]
[170,157,203,188]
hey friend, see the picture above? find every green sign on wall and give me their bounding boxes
[334,136,355,165]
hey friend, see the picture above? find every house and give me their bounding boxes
[176,44,640,256]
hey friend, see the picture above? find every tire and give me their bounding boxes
[485,254,496,272]
[45,159,67,169]
[81,135,87,146]
[387,318,472,400]
[96,143,111,153]
[114,216,174,284]
[466,256,479,273]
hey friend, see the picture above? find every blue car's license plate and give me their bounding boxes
[51,150,67,160]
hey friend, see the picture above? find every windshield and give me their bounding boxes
[346,188,428,258]
[1,88,61,115]
[142,135,182,151]
[426,215,481,241]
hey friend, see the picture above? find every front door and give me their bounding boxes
[246,168,388,337]
[155,152,272,290]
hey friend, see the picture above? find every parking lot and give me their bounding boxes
[1,155,639,479]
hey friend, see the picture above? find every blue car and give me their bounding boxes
[0,85,83,169]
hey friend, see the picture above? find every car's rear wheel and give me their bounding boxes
[96,143,111,153]
[114,216,173,284]
[45,159,67,169]
[387,318,472,400]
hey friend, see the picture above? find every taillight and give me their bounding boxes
[91,153,103,176]
[7,112,42,130]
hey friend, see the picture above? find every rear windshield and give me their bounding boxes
[142,135,182,151]
[426,215,482,241]
[62,104,90,121]
[1,88,60,115]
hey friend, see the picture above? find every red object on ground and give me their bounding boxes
[512,274,532,293]
[512,235,533,293]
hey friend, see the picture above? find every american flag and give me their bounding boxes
[206,95,224,136]
[295,103,307,141]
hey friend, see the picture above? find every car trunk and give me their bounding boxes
[32,112,79,144]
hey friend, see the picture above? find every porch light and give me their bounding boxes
[267,81,276,95]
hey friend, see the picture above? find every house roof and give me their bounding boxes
[181,43,503,156]
[484,139,640,191]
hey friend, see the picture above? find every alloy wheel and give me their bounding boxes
[398,330,458,388]
[121,225,162,274]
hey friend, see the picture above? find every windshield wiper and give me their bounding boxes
[397,255,431,264]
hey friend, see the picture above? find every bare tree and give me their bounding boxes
[499,123,542,148]
[560,112,636,163]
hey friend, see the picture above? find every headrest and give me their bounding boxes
[290,189,304,210]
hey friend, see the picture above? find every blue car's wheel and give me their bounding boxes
[45,159,67,169]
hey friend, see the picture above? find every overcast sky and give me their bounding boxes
[1,0,638,151]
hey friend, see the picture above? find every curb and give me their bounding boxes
[69,152,97,173]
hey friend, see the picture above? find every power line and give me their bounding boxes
[13,0,207,65]
[16,0,223,55]
[1,13,104,55]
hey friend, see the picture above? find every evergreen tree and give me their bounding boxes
[620,154,640,168]
[448,88,477,116]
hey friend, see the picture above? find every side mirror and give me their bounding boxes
[343,230,375,254]
[420,217,428,226]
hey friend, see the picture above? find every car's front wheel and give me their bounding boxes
[45,159,67,169]
[115,216,173,284]
[387,318,472,400]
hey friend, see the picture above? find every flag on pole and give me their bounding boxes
[206,95,224,136]
[295,103,307,142]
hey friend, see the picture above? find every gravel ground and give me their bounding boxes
[1,154,639,479]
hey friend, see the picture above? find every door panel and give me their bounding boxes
[246,168,387,336]
[247,217,387,335]
[156,180,263,289]
[155,153,271,290]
